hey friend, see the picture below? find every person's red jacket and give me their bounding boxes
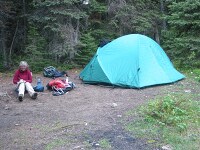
[13,69,32,84]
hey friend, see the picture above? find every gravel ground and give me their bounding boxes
[0,70,198,150]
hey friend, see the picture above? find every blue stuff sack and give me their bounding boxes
[33,78,44,92]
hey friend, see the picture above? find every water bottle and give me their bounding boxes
[37,78,41,85]
[65,77,69,83]
[35,77,44,92]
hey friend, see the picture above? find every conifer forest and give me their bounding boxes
[1,0,200,71]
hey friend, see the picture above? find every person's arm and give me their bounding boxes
[25,70,32,83]
[13,70,19,84]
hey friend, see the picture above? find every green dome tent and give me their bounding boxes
[79,34,185,88]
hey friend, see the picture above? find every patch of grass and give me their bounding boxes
[82,140,92,149]
[183,68,200,82]
[0,72,13,77]
[99,138,112,149]
[45,139,67,150]
[124,93,200,149]
[191,69,200,82]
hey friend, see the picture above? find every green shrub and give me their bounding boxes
[125,93,200,149]
[140,94,199,132]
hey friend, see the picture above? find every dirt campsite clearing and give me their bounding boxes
[0,70,199,150]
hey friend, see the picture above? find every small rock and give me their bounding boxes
[184,90,191,93]
[73,146,81,149]
[73,145,85,149]
[4,107,10,110]
[15,124,20,126]
[92,143,100,147]
[162,145,172,150]
[111,103,118,108]
[117,115,122,117]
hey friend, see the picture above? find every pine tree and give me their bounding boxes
[107,0,161,41]
[24,25,50,72]
[29,0,88,63]
[74,32,97,66]
[74,0,113,66]
[163,0,200,68]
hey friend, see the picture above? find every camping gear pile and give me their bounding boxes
[43,66,75,96]
[32,66,75,96]
[46,77,75,96]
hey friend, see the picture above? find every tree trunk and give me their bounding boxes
[1,28,8,68]
[23,0,26,44]
[8,20,19,67]
[154,23,160,44]
[160,0,167,30]
[74,19,79,45]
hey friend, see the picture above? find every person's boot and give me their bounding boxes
[31,93,38,100]
[18,94,24,102]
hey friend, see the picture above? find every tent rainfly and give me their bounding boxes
[79,34,185,88]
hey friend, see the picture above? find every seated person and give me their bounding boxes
[13,61,38,101]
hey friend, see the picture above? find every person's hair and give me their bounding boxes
[19,61,28,67]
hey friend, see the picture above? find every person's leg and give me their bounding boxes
[18,83,25,101]
[25,82,38,99]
